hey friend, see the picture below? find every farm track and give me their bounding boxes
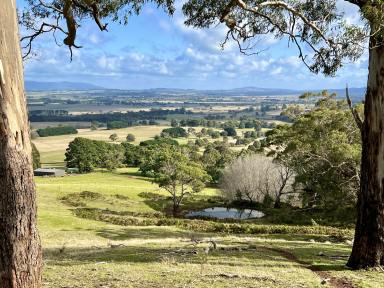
[263,247,356,288]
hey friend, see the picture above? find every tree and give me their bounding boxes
[182,0,384,269]
[31,143,41,170]
[161,127,188,138]
[170,119,178,127]
[126,133,136,142]
[65,138,99,173]
[2,1,174,286]
[0,2,42,287]
[109,133,118,142]
[121,142,143,167]
[220,155,293,206]
[267,95,361,210]
[202,142,236,183]
[100,144,124,171]
[153,147,211,216]
[223,127,237,137]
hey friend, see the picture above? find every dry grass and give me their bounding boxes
[33,125,169,165]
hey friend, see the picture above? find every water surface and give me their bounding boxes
[185,207,265,220]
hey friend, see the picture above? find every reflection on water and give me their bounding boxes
[185,207,265,220]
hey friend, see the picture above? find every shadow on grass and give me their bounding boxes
[42,243,297,268]
[118,170,154,183]
[42,239,352,275]
[95,226,207,241]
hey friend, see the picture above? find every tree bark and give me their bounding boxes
[0,1,42,287]
[347,34,384,269]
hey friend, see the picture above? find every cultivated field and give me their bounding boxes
[32,125,265,167]
[32,126,169,167]
[36,169,384,288]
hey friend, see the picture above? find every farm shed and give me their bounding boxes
[34,168,65,177]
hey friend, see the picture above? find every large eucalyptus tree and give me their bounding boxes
[181,0,384,269]
[1,1,173,287]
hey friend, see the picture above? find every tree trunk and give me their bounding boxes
[0,1,42,287]
[172,201,178,217]
[274,196,281,209]
[347,35,384,269]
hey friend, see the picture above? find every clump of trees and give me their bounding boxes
[267,95,362,209]
[220,155,293,208]
[202,142,236,183]
[65,138,123,173]
[161,127,188,138]
[36,125,77,137]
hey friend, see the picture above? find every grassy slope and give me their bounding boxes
[37,169,384,288]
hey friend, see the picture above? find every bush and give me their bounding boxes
[223,127,237,137]
[126,133,136,142]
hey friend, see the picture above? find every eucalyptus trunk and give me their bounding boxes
[347,32,384,269]
[0,1,42,287]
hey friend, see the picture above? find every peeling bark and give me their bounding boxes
[0,1,42,287]
[347,33,384,269]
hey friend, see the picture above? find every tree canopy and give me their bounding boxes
[182,0,367,75]
[20,0,175,58]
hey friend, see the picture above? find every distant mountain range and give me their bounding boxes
[25,80,366,101]
[25,81,104,91]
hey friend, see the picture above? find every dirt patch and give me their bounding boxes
[262,247,356,288]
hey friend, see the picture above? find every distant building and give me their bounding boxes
[34,168,65,177]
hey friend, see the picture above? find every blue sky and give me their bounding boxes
[18,1,368,90]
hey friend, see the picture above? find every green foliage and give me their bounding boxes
[36,125,77,137]
[126,133,135,142]
[170,119,178,127]
[182,0,366,76]
[107,121,134,130]
[139,137,178,147]
[65,137,123,173]
[31,142,41,169]
[267,97,362,209]
[121,142,143,166]
[140,145,211,215]
[161,127,188,138]
[202,142,236,183]
[109,133,118,142]
[223,126,237,137]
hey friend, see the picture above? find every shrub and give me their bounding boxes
[126,133,136,142]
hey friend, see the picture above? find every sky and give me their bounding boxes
[18,0,368,90]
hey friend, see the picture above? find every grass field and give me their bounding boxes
[32,126,169,167]
[32,125,259,167]
[36,169,384,288]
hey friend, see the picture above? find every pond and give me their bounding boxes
[185,207,265,220]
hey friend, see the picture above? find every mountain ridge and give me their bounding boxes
[25,81,365,100]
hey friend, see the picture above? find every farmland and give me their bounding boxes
[36,169,383,288]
